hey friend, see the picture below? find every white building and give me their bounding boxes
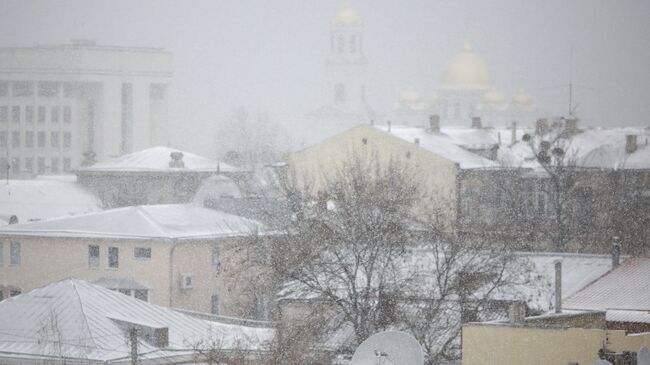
[0,40,173,178]
[300,3,375,146]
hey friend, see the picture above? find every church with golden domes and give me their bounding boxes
[391,40,535,127]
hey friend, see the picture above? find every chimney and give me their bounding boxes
[169,151,185,168]
[554,260,562,313]
[428,114,440,134]
[387,121,392,133]
[612,236,621,270]
[508,301,526,324]
[535,119,548,135]
[625,135,638,154]
[471,117,482,129]
[511,121,517,144]
[564,117,578,134]
[414,138,420,146]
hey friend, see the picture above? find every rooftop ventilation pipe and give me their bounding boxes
[428,115,440,134]
[554,259,562,314]
[626,135,638,154]
[612,236,621,270]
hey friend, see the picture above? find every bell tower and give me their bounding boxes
[326,2,368,112]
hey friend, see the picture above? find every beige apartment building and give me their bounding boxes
[0,40,172,178]
[0,204,276,319]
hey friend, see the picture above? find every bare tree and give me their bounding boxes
[521,130,580,250]
[273,154,526,364]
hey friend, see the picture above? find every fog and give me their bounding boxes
[2,0,649,155]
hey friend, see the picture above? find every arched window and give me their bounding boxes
[350,35,357,53]
[361,84,366,102]
[337,35,345,54]
[335,83,346,104]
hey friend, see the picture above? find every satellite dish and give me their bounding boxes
[638,347,650,365]
[350,331,424,365]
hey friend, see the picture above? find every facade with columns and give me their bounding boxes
[0,40,172,178]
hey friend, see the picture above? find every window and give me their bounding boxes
[0,132,6,147]
[50,158,59,174]
[11,131,19,148]
[25,131,34,148]
[537,191,547,216]
[51,132,59,147]
[11,158,19,174]
[211,294,220,315]
[350,34,357,53]
[38,81,59,97]
[88,245,99,268]
[63,158,71,172]
[37,132,45,148]
[25,158,33,173]
[13,81,34,97]
[38,106,46,123]
[63,106,71,123]
[134,289,148,301]
[335,83,345,104]
[9,290,20,297]
[11,106,20,123]
[0,242,3,264]
[10,241,20,265]
[0,106,7,122]
[0,158,6,173]
[0,81,8,97]
[212,243,220,268]
[25,106,33,123]
[37,157,45,174]
[337,34,344,53]
[134,247,151,259]
[51,106,60,123]
[118,288,130,295]
[63,132,71,148]
[63,82,73,98]
[108,247,119,268]
[150,84,166,99]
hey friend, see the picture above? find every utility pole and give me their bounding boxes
[129,328,138,365]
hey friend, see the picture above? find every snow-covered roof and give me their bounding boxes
[564,257,650,312]
[0,279,273,363]
[374,125,501,169]
[0,177,102,226]
[498,127,650,171]
[78,146,241,173]
[512,252,618,311]
[0,204,266,240]
[278,250,617,314]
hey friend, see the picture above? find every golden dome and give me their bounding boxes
[334,3,361,25]
[441,41,492,91]
[484,89,506,104]
[398,87,425,111]
[512,91,533,110]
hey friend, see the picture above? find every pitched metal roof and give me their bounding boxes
[564,257,650,312]
[0,204,266,240]
[0,279,273,364]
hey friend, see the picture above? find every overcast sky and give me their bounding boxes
[1,0,649,154]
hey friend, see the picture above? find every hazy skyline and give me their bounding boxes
[1,0,648,154]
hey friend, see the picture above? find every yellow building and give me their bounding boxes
[0,204,275,319]
[286,123,504,231]
[462,313,650,365]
